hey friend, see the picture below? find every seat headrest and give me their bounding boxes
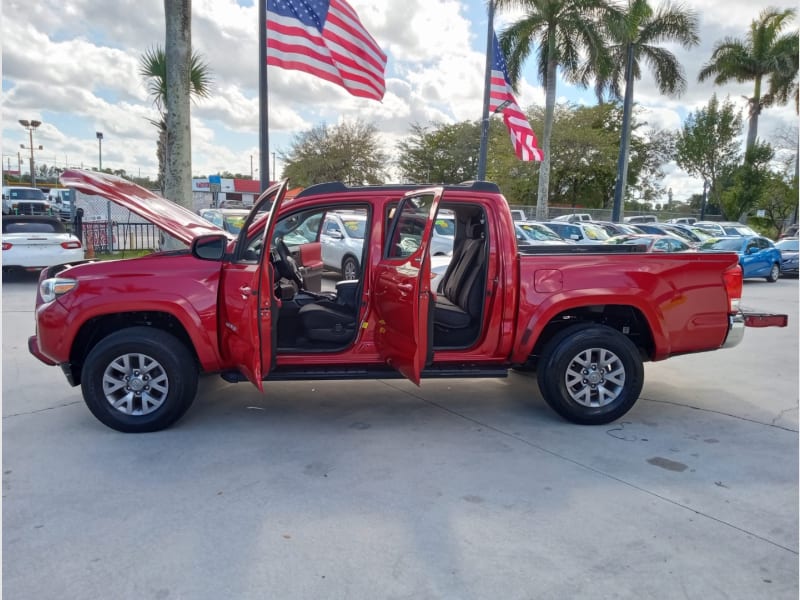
[465,220,485,239]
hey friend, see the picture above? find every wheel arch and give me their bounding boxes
[521,304,656,370]
[67,312,202,386]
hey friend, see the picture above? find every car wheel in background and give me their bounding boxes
[342,256,359,280]
[766,263,780,283]
[80,327,198,432]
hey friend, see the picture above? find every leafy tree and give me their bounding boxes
[751,171,797,235]
[139,46,212,194]
[721,142,774,220]
[675,94,743,218]
[281,120,388,187]
[699,8,798,154]
[495,0,614,220]
[601,0,699,220]
[397,122,482,184]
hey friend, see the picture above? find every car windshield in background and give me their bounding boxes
[223,215,247,234]
[701,238,743,251]
[519,223,561,242]
[341,219,366,239]
[776,238,799,252]
[583,223,610,240]
[7,189,46,200]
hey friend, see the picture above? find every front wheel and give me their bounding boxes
[80,327,199,432]
[766,263,780,282]
[537,324,644,425]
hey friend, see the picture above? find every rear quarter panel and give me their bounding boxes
[512,251,741,362]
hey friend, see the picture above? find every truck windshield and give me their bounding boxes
[8,189,45,200]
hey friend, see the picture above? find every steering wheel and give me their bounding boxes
[274,237,304,288]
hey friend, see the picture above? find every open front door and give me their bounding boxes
[373,187,444,384]
[219,180,290,390]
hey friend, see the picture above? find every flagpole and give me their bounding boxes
[259,0,270,191]
[476,1,495,181]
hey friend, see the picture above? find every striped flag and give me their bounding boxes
[266,0,387,101]
[490,33,542,162]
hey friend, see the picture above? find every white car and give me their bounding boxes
[516,221,569,245]
[320,210,368,280]
[2,215,84,271]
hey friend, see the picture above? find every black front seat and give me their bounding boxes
[297,281,359,343]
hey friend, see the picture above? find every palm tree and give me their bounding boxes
[495,0,615,220]
[139,45,212,196]
[601,0,698,221]
[698,7,798,155]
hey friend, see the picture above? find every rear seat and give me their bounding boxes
[433,219,486,332]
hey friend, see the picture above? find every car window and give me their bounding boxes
[7,188,46,200]
[386,194,433,258]
[583,224,609,240]
[340,218,366,239]
[776,239,799,251]
[434,218,455,236]
[3,221,63,234]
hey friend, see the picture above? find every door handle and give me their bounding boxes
[239,285,255,298]
[398,283,413,292]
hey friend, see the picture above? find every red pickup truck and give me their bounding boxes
[28,170,786,432]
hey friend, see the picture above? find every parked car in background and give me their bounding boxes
[431,214,455,255]
[605,233,693,253]
[515,221,568,245]
[552,213,592,223]
[699,235,782,282]
[509,209,527,222]
[199,208,251,235]
[778,224,798,239]
[632,223,709,247]
[774,237,799,277]
[666,217,697,225]
[666,223,714,245]
[320,210,368,280]
[542,220,610,243]
[588,221,642,237]
[694,221,757,237]
[2,186,53,216]
[2,215,83,271]
[623,214,658,224]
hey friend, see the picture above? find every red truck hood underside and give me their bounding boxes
[59,169,234,245]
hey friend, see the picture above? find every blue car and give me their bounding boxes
[699,235,782,282]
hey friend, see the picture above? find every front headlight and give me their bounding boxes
[40,278,78,303]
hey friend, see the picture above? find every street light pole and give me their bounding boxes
[19,119,42,187]
[96,132,104,171]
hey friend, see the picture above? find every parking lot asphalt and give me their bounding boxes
[2,271,798,599]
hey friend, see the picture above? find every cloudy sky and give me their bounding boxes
[2,0,797,203]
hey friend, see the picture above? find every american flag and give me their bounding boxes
[266,0,387,101]
[490,33,542,162]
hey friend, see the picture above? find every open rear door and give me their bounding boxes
[219,180,290,390]
[373,187,444,384]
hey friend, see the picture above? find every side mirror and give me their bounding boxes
[570,234,581,241]
[746,246,758,255]
[192,234,228,261]
[329,230,344,240]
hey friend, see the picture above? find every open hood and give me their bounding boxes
[59,169,234,245]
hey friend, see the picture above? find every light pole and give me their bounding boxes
[19,119,42,187]
[96,132,104,171]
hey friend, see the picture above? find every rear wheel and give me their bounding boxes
[81,327,198,432]
[766,263,780,282]
[537,324,643,425]
[342,256,359,280]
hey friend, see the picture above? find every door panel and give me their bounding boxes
[219,181,290,389]
[373,188,444,384]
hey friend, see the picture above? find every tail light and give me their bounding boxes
[61,241,82,249]
[2,242,12,251]
[723,263,743,313]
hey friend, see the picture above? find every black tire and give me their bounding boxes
[537,324,643,425]
[342,256,359,280]
[81,327,199,432]
[766,263,780,283]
